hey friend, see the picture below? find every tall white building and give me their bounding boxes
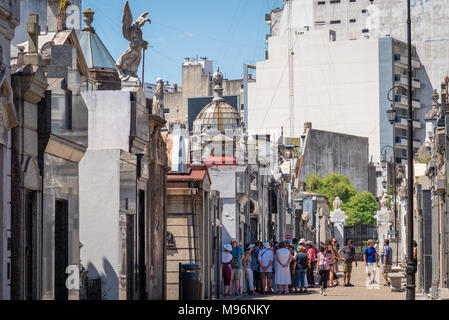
[248,29,427,163]
[249,0,439,164]
[267,0,449,93]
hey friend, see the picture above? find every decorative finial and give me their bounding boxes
[212,67,224,102]
[83,8,95,31]
[432,89,439,107]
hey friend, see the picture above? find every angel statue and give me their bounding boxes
[116,0,151,84]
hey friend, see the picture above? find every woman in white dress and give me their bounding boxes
[274,241,293,294]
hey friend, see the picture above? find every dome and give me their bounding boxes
[193,100,242,132]
[193,67,242,132]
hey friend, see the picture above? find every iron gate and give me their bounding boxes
[344,222,378,261]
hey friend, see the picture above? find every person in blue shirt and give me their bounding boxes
[363,239,379,285]
[382,239,393,287]
[231,238,244,296]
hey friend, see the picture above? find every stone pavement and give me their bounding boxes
[237,263,406,300]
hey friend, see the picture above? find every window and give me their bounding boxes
[317,1,326,4]
[362,9,367,13]
[164,108,170,114]
[330,20,341,24]
[362,28,369,33]
[349,19,356,23]
[350,0,356,2]
[315,21,326,25]
[65,91,72,130]
[330,0,340,3]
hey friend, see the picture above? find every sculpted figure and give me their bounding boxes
[333,196,342,211]
[153,78,164,118]
[116,0,151,84]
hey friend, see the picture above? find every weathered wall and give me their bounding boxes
[300,128,369,193]
[79,149,122,300]
[166,193,203,300]
[0,0,20,300]
[146,115,168,300]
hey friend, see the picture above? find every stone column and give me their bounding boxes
[329,209,347,246]
[146,114,169,300]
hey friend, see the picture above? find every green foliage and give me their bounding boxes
[305,174,378,227]
[305,173,357,210]
[343,191,378,226]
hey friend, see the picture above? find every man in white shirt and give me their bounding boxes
[258,242,274,294]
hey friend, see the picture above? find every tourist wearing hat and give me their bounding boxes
[222,244,233,297]
[230,238,244,296]
[258,242,274,294]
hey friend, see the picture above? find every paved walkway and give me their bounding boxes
[237,263,406,300]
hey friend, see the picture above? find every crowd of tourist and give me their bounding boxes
[222,237,394,298]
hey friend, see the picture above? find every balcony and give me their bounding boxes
[413,78,421,89]
[395,95,421,109]
[395,137,422,149]
[395,117,421,129]
[414,139,422,149]
[394,54,421,69]
[394,75,421,89]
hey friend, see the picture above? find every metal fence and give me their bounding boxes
[344,223,378,261]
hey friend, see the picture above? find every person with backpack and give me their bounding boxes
[294,246,310,293]
[316,245,331,296]
[258,242,274,295]
[251,241,262,293]
[222,244,233,297]
[230,238,244,296]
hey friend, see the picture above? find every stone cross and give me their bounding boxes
[27,14,40,54]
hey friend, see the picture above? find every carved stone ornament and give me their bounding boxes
[167,231,176,248]
[152,77,164,118]
[116,0,151,85]
[332,196,342,211]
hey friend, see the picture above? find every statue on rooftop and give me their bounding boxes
[116,0,151,85]
[153,78,164,118]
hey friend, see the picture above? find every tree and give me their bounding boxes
[305,173,357,211]
[343,191,378,226]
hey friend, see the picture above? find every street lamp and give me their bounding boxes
[405,0,416,301]
[386,106,396,125]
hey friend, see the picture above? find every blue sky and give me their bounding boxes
[83,0,283,85]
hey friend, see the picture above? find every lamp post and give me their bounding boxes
[405,0,416,301]
[373,0,415,299]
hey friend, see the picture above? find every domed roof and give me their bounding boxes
[193,67,242,132]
